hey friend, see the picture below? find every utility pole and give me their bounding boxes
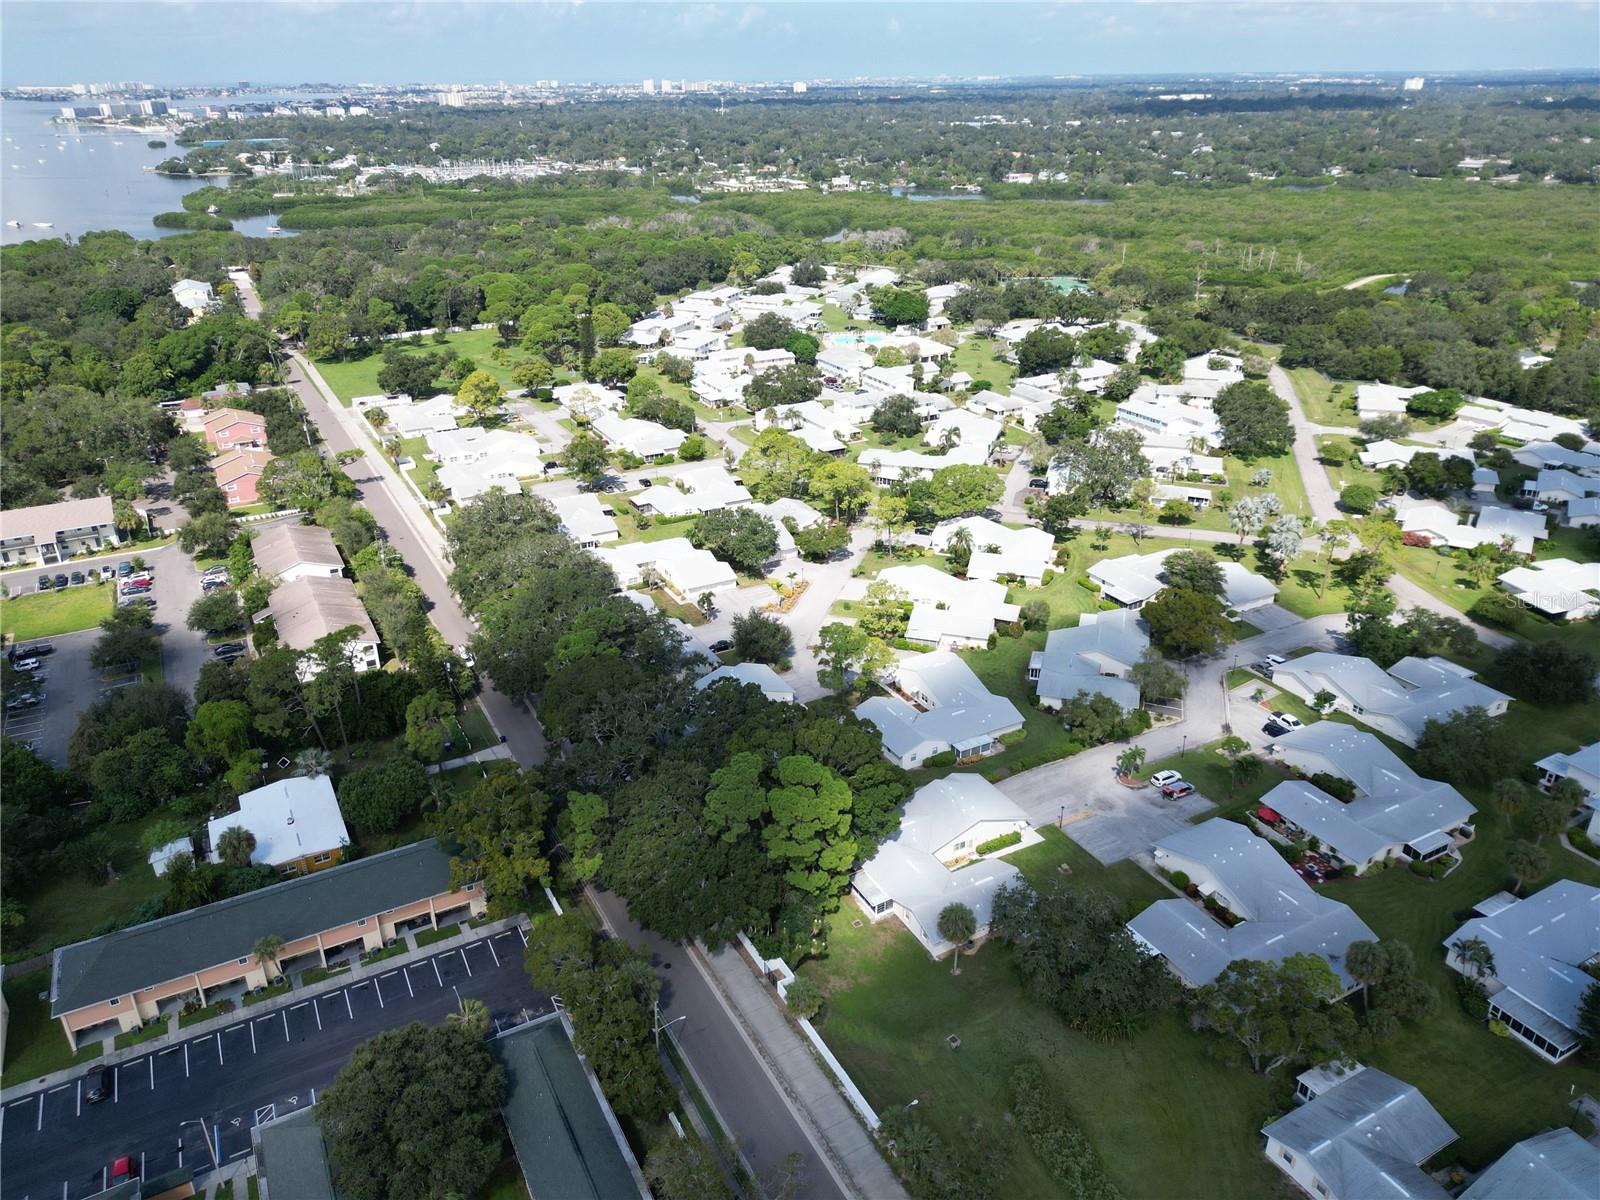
[653,1001,687,1049]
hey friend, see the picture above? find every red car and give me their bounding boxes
[1161,781,1197,800]
[110,1155,138,1184]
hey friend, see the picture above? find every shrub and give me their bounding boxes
[784,975,824,1020]
[1308,771,1356,802]
[998,729,1028,747]
[924,751,956,768]
[1401,531,1432,548]
[1008,1063,1122,1200]
[1454,973,1490,1021]
[975,831,1023,856]
[1168,870,1190,890]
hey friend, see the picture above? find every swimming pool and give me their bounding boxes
[827,332,887,348]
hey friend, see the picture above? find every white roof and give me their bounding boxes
[857,443,988,480]
[753,497,825,530]
[878,564,1020,644]
[696,662,794,701]
[591,413,687,458]
[854,652,1024,759]
[386,395,461,437]
[553,383,626,415]
[208,775,350,869]
[1276,652,1508,743]
[549,492,619,543]
[931,517,1054,582]
[1032,609,1148,710]
[1497,558,1600,615]
[1088,548,1277,611]
[923,408,1002,451]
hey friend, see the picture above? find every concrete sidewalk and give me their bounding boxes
[693,941,909,1200]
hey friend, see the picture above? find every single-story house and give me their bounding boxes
[877,564,1021,649]
[1527,468,1600,507]
[0,495,122,566]
[49,840,484,1048]
[851,775,1038,957]
[171,278,216,313]
[591,413,687,462]
[857,442,986,486]
[1127,819,1378,989]
[594,537,739,602]
[1355,383,1429,419]
[1508,440,1600,474]
[853,650,1025,769]
[213,447,275,507]
[1089,548,1277,613]
[695,662,795,703]
[1459,1129,1600,1199]
[549,492,620,547]
[931,516,1054,585]
[632,463,751,518]
[923,408,1002,454]
[1443,881,1600,1063]
[250,522,344,583]
[1028,609,1149,711]
[1153,483,1214,512]
[753,497,826,560]
[1497,558,1600,620]
[1259,777,1472,875]
[385,394,462,438]
[202,407,267,451]
[1357,440,1474,471]
[264,575,381,680]
[425,426,543,470]
[553,383,626,418]
[1262,1065,1456,1200]
[207,775,349,876]
[1565,496,1600,528]
[1535,742,1600,839]
[1114,396,1223,447]
[1270,652,1508,747]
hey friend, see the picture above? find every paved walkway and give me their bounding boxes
[1270,363,1343,525]
[694,941,910,1200]
[427,743,514,774]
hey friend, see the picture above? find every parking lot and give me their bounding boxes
[1,926,543,1200]
[3,544,220,765]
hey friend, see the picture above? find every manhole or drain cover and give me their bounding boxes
[946,1034,962,1050]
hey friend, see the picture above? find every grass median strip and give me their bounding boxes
[113,1021,169,1050]
[1,584,113,641]
[415,923,463,947]
[242,980,292,1007]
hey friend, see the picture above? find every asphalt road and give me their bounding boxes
[588,888,846,1200]
[0,928,544,1200]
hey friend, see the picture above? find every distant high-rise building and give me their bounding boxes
[660,79,675,94]
[437,90,465,107]
[1403,76,1425,91]
[642,78,656,95]
[793,81,808,94]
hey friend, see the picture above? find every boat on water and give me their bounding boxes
[31,222,53,229]
[266,225,283,234]
[6,220,22,228]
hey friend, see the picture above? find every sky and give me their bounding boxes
[1,1,1595,87]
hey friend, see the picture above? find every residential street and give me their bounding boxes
[0,928,544,1200]
[587,887,849,1200]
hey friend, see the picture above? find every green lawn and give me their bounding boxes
[114,1020,171,1049]
[956,632,1074,781]
[392,436,440,495]
[1082,448,1310,535]
[645,588,709,626]
[1315,433,1384,495]
[1,584,113,641]
[415,923,463,947]
[481,1159,531,1200]
[1,970,104,1088]
[13,815,169,958]
[314,328,537,406]
[609,504,699,545]
[950,334,1016,392]
[1286,367,1359,427]
[800,828,1284,1200]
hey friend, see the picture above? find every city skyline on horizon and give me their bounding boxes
[2,2,1596,89]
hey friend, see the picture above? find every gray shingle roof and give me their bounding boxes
[1262,1068,1456,1200]
[495,1017,647,1200]
[1460,1129,1600,1199]
[52,841,457,1017]
[256,1107,339,1200]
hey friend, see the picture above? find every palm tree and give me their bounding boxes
[216,825,257,868]
[1530,797,1567,845]
[1344,939,1388,1008]
[447,997,490,1037]
[1116,746,1147,780]
[1506,839,1550,895]
[937,903,977,976]
[946,526,974,575]
[252,933,286,980]
[1490,778,1525,819]
[1450,936,1496,981]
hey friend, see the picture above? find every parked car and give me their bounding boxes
[212,642,247,658]
[12,641,54,658]
[127,570,153,585]
[1270,711,1304,731]
[1263,654,1287,670]
[69,571,86,586]
[120,584,151,597]
[99,564,116,581]
[116,561,133,577]
[119,596,156,610]
[1149,770,1183,789]
[543,460,562,472]
[86,1066,113,1104]
[1028,477,1048,490]
[1161,781,1197,800]
[4,694,42,711]
[36,574,52,591]
[11,658,40,673]
[200,565,229,580]
[709,639,733,653]
[109,1155,137,1183]
[201,578,229,593]
[53,573,68,589]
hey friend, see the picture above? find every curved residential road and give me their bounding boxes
[1342,273,1400,291]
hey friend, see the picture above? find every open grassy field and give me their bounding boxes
[1286,367,1359,428]
[314,327,538,406]
[800,827,1287,1200]
[1,584,113,641]
[950,334,1016,392]
[1,970,105,1088]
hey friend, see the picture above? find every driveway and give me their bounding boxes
[147,544,210,699]
[996,614,1346,861]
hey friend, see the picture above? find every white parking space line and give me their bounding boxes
[0,1096,5,1144]
[76,1079,81,1117]
[518,925,528,946]
[487,938,501,967]
[113,1068,118,1103]
[343,990,354,1020]
[460,947,473,977]
[312,998,323,1031]
[37,1091,43,1131]
[250,1021,256,1055]
[150,1056,155,1091]
[184,1042,190,1078]
[373,977,384,1008]
[216,1031,224,1065]
[283,1009,292,1041]
[432,957,443,987]
[404,969,414,998]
